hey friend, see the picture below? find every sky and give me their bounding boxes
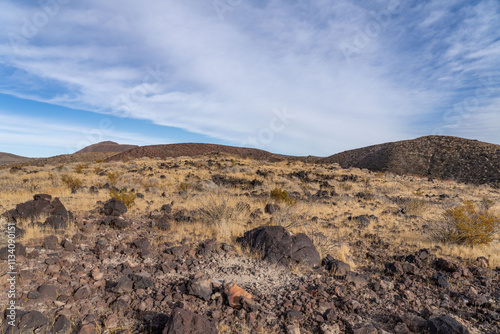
[0,0,499,158]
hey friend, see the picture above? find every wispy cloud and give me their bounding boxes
[0,112,166,157]
[1,0,499,156]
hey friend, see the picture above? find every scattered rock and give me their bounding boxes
[188,276,213,301]
[52,315,72,334]
[264,203,280,214]
[18,311,48,332]
[424,315,470,334]
[0,243,26,259]
[323,255,351,277]
[163,307,216,334]
[385,262,404,276]
[435,258,460,273]
[74,285,91,300]
[43,235,59,250]
[103,198,127,216]
[352,324,378,334]
[224,282,252,309]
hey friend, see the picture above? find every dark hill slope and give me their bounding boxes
[0,152,31,165]
[75,141,138,154]
[105,143,283,162]
[320,136,500,185]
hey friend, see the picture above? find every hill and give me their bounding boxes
[319,135,500,185]
[105,143,283,162]
[75,141,138,154]
[0,152,31,165]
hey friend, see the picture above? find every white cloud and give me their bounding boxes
[0,0,499,156]
[0,113,166,156]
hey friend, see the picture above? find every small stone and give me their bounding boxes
[78,324,96,334]
[18,311,48,332]
[188,276,213,301]
[53,315,72,334]
[62,239,76,251]
[264,203,280,214]
[163,308,216,334]
[287,310,303,322]
[74,285,91,300]
[224,282,252,309]
[38,284,58,300]
[323,255,351,277]
[424,315,470,334]
[321,323,341,334]
[353,324,378,334]
[385,262,404,276]
[43,235,59,250]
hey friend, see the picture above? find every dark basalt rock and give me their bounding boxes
[237,226,320,267]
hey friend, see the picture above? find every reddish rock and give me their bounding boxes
[224,282,252,309]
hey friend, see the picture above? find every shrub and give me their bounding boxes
[109,189,136,208]
[107,171,121,186]
[75,163,88,173]
[270,187,297,206]
[403,197,427,216]
[430,200,499,246]
[199,192,241,225]
[61,174,83,192]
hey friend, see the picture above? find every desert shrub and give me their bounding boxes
[94,166,103,174]
[9,164,26,173]
[107,171,121,186]
[309,229,340,259]
[271,205,306,229]
[22,178,40,192]
[270,187,297,206]
[141,177,160,191]
[75,163,88,173]
[178,181,191,192]
[61,174,83,192]
[109,189,136,208]
[429,200,500,246]
[198,191,243,225]
[403,197,428,216]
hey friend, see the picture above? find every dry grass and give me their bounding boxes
[0,154,498,269]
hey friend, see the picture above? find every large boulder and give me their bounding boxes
[1,194,70,229]
[163,308,217,334]
[237,226,320,267]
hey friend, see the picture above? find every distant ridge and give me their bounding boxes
[75,141,138,154]
[105,143,283,162]
[319,136,500,185]
[0,152,31,165]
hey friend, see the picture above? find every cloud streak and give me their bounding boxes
[1,0,499,156]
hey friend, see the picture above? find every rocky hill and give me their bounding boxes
[105,143,283,162]
[0,152,31,165]
[75,141,138,154]
[319,136,500,186]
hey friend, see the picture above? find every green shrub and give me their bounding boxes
[430,200,499,246]
[270,187,297,206]
[61,174,83,192]
[109,189,136,208]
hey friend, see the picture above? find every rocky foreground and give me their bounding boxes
[1,193,499,334]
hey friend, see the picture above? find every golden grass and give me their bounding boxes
[0,154,498,269]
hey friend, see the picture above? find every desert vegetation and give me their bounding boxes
[0,153,498,333]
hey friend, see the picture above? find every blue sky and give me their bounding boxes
[0,0,499,157]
